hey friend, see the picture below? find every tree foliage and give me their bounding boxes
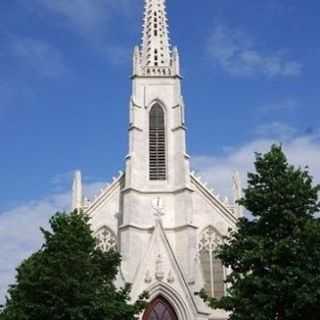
[200,145,320,320]
[0,211,147,320]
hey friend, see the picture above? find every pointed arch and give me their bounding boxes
[147,99,167,111]
[145,282,195,320]
[149,103,166,180]
[143,296,178,320]
[95,226,117,252]
[199,226,225,299]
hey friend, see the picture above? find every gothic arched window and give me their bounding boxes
[143,297,178,320]
[199,226,225,299]
[149,104,166,181]
[95,226,117,252]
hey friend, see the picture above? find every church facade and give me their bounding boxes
[72,1,242,319]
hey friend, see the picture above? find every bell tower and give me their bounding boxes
[125,0,190,192]
[121,0,196,283]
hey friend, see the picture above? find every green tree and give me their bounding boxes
[0,211,147,320]
[200,145,320,320]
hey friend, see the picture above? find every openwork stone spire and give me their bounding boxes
[133,0,180,77]
[141,0,171,67]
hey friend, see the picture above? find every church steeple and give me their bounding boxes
[141,0,171,68]
[133,0,180,77]
[126,0,190,194]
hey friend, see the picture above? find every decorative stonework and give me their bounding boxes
[199,226,225,299]
[145,270,152,284]
[199,226,222,253]
[141,0,171,68]
[95,226,117,252]
[167,270,175,284]
[152,197,165,222]
[155,254,165,281]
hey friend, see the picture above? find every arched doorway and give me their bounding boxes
[143,296,178,320]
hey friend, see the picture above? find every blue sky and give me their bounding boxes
[1,0,320,302]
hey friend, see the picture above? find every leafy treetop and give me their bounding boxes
[0,211,148,320]
[200,145,320,320]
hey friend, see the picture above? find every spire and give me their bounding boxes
[72,170,82,212]
[132,0,181,77]
[141,0,171,68]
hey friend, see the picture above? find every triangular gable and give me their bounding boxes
[85,172,124,217]
[130,220,209,318]
[191,174,237,226]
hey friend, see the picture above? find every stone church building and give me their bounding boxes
[72,0,242,319]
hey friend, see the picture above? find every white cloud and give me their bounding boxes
[259,98,298,114]
[0,194,68,304]
[36,0,136,39]
[255,122,297,139]
[38,0,111,36]
[31,0,137,64]
[0,180,104,305]
[192,129,320,201]
[207,24,302,78]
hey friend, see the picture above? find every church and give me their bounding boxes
[71,1,242,319]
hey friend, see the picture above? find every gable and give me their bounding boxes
[85,172,124,235]
[129,220,208,319]
[190,174,237,235]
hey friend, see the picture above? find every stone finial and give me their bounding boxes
[172,46,181,76]
[232,171,243,217]
[83,197,90,209]
[133,46,141,76]
[72,170,82,212]
[232,171,241,200]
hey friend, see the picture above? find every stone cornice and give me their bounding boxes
[119,223,198,232]
[131,74,182,80]
[131,97,143,109]
[121,186,194,195]
[128,124,143,132]
[172,125,187,132]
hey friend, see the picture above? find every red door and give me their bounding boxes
[143,296,178,320]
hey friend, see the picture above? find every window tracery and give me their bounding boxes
[199,226,225,299]
[95,226,117,252]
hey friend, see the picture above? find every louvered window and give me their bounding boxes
[149,104,166,180]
